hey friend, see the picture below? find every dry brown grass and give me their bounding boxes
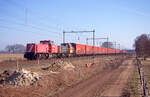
[0,54,24,62]
[141,59,150,95]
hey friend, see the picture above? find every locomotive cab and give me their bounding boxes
[61,43,76,57]
[40,40,54,45]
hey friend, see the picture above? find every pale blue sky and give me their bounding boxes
[0,0,150,50]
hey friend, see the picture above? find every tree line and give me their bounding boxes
[134,34,150,58]
[0,44,25,53]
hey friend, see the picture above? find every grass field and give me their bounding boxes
[129,66,140,97]
[0,54,24,62]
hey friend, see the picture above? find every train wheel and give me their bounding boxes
[45,54,49,59]
[29,54,34,60]
[38,54,42,60]
[35,54,40,60]
[43,54,48,59]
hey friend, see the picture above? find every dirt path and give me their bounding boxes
[53,59,135,97]
[101,59,134,96]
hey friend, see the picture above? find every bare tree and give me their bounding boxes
[101,42,114,48]
[5,45,15,53]
[134,34,150,57]
[5,44,25,53]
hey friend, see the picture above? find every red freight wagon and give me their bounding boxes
[122,50,126,53]
[24,40,60,60]
[94,47,99,54]
[100,47,104,54]
[108,48,114,53]
[98,47,101,54]
[114,49,117,53]
[60,43,125,57]
[107,48,110,53]
[116,49,120,53]
[85,45,93,54]
[112,49,115,53]
[76,44,86,55]
[100,47,106,54]
[61,43,97,56]
[102,47,107,53]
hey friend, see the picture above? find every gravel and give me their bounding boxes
[0,69,40,86]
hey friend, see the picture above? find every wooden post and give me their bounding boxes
[16,58,19,70]
[38,59,39,65]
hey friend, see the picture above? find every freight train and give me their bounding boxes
[24,40,126,60]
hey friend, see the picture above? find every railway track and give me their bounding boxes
[0,54,129,67]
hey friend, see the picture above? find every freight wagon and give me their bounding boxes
[60,43,124,57]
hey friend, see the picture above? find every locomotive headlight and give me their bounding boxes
[70,50,73,53]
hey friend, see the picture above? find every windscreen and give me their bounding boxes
[61,43,69,53]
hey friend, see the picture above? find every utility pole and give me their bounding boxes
[107,37,109,54]
[63,31,65,43]
[114,42,116,55]
[112,42,121,55]
[86,38,88,45]
[117,43,120,55]
[99,42,102,47]
[118,44,120,50]
[93,31,95,64]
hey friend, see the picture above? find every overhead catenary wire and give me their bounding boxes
[0,25,62,42]
[0,17,60,34]
[0,21,62,44]
[0,11,62,34]
[1,0,96,45]
[64,32,92,44]
[0,0,63,42]
[1,0,63,32]
[0,18,61,37]
[0,14,63,44]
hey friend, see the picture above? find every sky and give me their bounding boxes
[0,0,150,50]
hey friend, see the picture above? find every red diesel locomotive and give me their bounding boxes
[24,40,60,60]
[24,40,126,60]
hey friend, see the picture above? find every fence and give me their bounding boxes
[137,58,148,96]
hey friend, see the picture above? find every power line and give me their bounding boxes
[0,17,63,43]
[0,17,61,35]
[0,18,61,37]
[0,25,62,44]
[0,0,64,44]
[0,25,61,40]
[2,0,63,32]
